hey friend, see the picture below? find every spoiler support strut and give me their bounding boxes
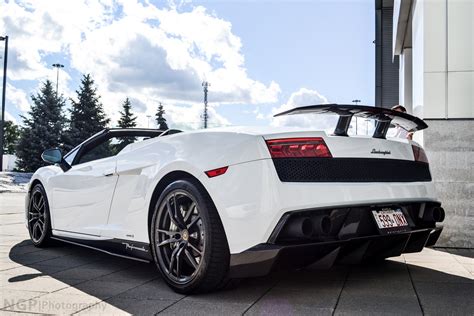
[373,119,391,139]
[334,115,353,136]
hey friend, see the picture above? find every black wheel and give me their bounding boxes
[27,184,53,247]
[150,179,230,294]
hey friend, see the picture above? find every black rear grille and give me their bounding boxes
[269,201,440,245]
[272,158,431,182]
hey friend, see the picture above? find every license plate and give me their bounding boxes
[372,208,408,231]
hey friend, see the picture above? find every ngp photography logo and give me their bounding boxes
[4,298,108,313]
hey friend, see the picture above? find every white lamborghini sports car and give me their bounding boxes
[26,105,445,293]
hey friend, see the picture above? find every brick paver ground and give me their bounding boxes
[1,193,473,315]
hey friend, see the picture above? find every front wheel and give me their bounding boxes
[150,179,230,294]
[27,184,53,247]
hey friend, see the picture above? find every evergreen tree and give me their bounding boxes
[3,121,20,155]
[63,74,110,150]
[155,102,168,130]
[16,80,66,172]
[118,97,137,128]
[116,97,137,151]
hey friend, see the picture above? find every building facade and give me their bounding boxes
[375,0,400,108]
[391,0,473,247]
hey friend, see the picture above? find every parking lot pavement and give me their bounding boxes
[1,192,473,316]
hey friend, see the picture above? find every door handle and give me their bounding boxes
[77,166,92,172]
[103,168,116,177]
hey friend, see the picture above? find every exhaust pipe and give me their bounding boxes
[423,206,445,222]
[282,217,313,239]
[311,215,332,235]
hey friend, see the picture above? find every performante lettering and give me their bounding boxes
[122,242,148,252]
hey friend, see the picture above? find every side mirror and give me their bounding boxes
[42,148,62,164]
[41,148,70,172]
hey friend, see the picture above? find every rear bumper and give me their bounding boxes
[203,159,439,253]
[229,226,443,278]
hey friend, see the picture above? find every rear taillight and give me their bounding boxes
[266,137,332,158]
[412,144,428,163]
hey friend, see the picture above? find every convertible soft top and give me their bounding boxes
[274,104,428,138]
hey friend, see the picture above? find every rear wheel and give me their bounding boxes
[27,184,53,247]
[150,179,230,294]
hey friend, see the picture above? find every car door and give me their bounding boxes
[49,134,119,236]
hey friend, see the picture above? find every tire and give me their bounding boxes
[27,184,53,247]
[150,178,230,294]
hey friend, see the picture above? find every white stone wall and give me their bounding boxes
[399,48,413,113]
[424,120,473,248]
[397,0,473,247]
[416,0,473,119]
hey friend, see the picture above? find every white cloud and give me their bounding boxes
[111,99,230,130]
[165,103,231,130]
[271,88,338,132]
[1,0,280,130]
[0,0,110,80]
[6,83,30,112]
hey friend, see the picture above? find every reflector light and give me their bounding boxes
[205,166,229,178]
[412,145,428,163]
[266,137,332,158]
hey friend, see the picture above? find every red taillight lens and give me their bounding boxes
[205,166,228,178]
[412,144,428,163]
[266,137,332,158]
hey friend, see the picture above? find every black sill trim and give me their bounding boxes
[272,157,431,182]
[51,236,152,262]
[424,118,474,121]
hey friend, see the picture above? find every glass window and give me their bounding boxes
[64,147,79,165]
[75,135,148,165]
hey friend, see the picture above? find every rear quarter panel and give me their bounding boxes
[103,131,270,242]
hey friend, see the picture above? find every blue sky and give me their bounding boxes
[196,0,375,126]
[1,0,374,130]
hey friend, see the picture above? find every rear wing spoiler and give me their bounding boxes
[274,104,428,138]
